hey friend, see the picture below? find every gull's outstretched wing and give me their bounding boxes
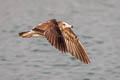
[62,28,90,64]
[43,19,67,53]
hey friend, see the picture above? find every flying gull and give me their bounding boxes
[19,19,90,64]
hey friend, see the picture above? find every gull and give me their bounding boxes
[19,19,90,64]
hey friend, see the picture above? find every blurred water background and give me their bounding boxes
[0,0,120,80]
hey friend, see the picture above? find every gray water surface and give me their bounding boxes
[0,0,120,80]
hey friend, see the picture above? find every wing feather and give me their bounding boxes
[44,23,67,53]
[62,28,90,64]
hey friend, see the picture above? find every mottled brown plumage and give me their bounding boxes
[19,19,90,64]
[59,27,90,64]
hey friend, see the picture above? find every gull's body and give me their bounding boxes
[19,19,90,64]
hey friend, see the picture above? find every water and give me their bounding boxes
[0,0,120,80]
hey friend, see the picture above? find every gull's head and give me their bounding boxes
[58,21,73,30]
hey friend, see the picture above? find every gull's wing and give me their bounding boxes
[62,28,90,64]
[43,19,67,53]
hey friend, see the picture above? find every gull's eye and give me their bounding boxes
[63,24,65,26]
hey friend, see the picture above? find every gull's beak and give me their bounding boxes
[71,26,73,28]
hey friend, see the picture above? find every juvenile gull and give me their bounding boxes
[19,19,90,64]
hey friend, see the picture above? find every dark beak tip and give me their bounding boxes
[71,26,73,28]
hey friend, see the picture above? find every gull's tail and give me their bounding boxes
[19,31,33,38]
[19,29,43,38]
